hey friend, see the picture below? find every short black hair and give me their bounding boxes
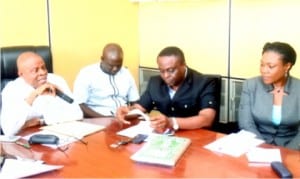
[262,42,297,66]
[157,46,186,64]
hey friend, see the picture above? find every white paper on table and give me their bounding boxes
[237,129,257,138]
[204,130,265,157]
[23,130,78,149]
[41,120,105,139]
[0,158,63,178]
[246,147,282,166]
[117,121,154,138]
[126,109,150,121]
[0,135,21,142]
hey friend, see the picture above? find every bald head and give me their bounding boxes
[17,52,42,72]
[17,51,48,88]
[103,42,122,52]
[100,43,124,75]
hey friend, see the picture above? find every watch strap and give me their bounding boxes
[171,117,179,131]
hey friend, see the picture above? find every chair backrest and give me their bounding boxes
[206,75,239,134]
[0,45,52,134]
[0,45,53,91]
[204,74,222,132]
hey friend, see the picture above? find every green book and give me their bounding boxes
[130,134,191,167]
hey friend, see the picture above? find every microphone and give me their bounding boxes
[55,88,74,103]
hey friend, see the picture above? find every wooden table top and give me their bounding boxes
[1,117,299,178]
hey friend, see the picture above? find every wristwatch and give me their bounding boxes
[171,117,179,131]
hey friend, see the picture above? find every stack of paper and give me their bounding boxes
[41,120,105,139]
[126,109,150,121]
[0,135,20,142]
[23,121,105,148]
[204,130,264,157]
[130,134,191,166]
[0,159,63,178]
[23,130,79,149]
[117,121,153,138]
[246,147,282,166]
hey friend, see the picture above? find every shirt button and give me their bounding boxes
[184,104,188,108]
[171,107,175,111]
[208,101,213,105]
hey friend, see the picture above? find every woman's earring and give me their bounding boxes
[285,71,288,77]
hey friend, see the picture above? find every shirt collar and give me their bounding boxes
[264,76,292,94]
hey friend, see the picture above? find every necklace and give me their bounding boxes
[274,86,283,93]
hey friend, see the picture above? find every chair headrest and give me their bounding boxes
[0,45,53,90]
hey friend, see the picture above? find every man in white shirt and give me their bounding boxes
[1,52,83,136]
[73,43,139,117]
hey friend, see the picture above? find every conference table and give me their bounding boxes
[1,117,299,178]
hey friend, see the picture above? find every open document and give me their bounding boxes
[204,130,265,157]
[117,121,154,138]
[246,147,282,166]
[0,158,63,178]
[23,121,105,148]
[126,109,150,121]
[23,130,79,149]
[41,120,105,139]
[117,109,152,138]
[117,109,175,138]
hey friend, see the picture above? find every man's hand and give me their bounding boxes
[116,106,131,124]
[21,118,41,129]
[116,104,148,125]
[26,83,58,105]
[35,83,57,96]
[149,114,172,133]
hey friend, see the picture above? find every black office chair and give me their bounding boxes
[0,45,53,134]
[207,75,239,134]
[1,45,53,90]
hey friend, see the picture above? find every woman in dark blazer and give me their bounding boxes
[238,42,300,150]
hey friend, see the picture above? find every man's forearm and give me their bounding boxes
[79,104,105,118]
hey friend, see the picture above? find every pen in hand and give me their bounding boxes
[15,141,31,149]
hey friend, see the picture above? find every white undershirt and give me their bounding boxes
[168,67,188,99]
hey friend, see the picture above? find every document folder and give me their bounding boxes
[130,134,191,167]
